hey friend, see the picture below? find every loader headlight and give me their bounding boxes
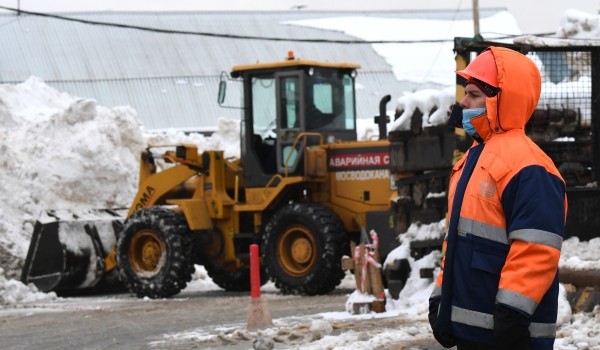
[176,145,187,159]
[175,145,199,163]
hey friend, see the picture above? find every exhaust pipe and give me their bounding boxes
[375,95,391,140]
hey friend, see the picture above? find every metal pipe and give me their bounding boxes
[472,0,480,36]
[559,267,600,287]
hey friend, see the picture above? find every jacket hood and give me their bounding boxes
[472,47,542,141]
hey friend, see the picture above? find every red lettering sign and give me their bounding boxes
[328,151,390,170]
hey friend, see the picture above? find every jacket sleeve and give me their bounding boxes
[431,155,466,301]
[430,239,446,300]
[498,164,566,316]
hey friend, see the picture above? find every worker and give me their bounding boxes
[428,47,567,350]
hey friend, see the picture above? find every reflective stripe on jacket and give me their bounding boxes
[431,47,567,350]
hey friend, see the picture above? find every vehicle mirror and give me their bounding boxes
[218,80,226,105]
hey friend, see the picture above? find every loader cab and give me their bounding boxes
[230,56,360,187]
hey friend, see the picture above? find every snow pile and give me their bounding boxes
[390,86,455,131]
[0,267,57,305]
[376,223,444,315]
[0,77,145,278]
[561,237,600,270]
[180,265,222,293]
[517,9,600,46]
[344,290,377,313]
[0,77,242,281]
[558,9,600,40]
[0,77,246,304]
[555,305,600,349]
[144,118,240,159]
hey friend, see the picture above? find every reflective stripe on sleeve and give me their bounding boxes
[458,217,508,245]
[431,285,441,299]
[451,305,493,329]
[529,321,556,338]
[451,305,556,338]
[496,288,538,315]
[508,229,563,250]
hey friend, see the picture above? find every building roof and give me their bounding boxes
[0,10,496,130]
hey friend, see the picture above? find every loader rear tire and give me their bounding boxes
[117,207,195,299]
[203,262,267,292]
[262,202,348,295]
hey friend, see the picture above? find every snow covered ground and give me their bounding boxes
[1,7,600,350]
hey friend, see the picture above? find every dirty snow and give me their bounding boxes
[1,7,600,350]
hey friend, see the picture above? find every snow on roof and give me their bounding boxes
[516,9,600,46]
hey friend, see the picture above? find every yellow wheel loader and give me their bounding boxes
[23,54,456,298]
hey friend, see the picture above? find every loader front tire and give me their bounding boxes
[117,207,195,298]
[262,202,348,295]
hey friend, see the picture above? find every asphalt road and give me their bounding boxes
[0,287,444,350]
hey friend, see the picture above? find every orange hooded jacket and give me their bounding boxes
[430,47,567,348]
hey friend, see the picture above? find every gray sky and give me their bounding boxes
[0,0,598,34]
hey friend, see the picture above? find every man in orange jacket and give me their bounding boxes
[428,47,567,350]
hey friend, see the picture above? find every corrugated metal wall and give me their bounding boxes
[0,10,475,129]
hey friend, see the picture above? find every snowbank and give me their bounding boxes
[0,267,57,305]
[390,87,455,131]
[0,77,143,278]
[0,77,241,280]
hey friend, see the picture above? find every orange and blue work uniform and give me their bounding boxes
[430,47,567,349]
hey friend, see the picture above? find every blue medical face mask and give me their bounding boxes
[462,108,486,137]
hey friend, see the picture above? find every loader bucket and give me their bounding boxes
[22,208,128,294]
